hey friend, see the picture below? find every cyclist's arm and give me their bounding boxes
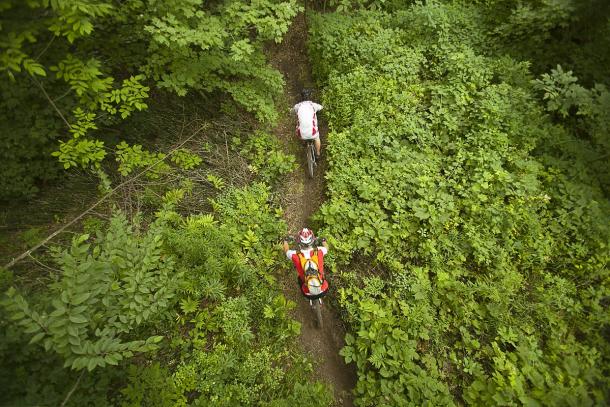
[312,102,323,112]
[283,241,297,260]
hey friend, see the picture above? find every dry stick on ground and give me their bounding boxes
[3,124,208,270]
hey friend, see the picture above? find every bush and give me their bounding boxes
[309,4,609,406]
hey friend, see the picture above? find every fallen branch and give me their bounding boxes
[4,124,207,270]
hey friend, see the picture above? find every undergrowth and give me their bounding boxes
[309,2,609,406]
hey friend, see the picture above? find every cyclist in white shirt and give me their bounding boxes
[293,90,323,158]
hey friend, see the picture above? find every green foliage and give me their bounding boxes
[2,147,334,404]
[0,321,122,407]
[234,131,297,184]
[0,1,110,78]
[0,79,64,199]
[46,65,148,121]
[19,227,43,248]
[1,0,332,390]
[262,382,334,407]
[48,72,151,172]
[102,75,150,119]
[213,183,286,266]
[339,288,454,406]
[68,108,98,139]
[218,295,255,345]
[207,173,226,190]
[46,0,113,43]
[50,56,113,105]
[53,137,107,170]
[2,213,180,371]
[1,300,124,405]
[179,297,199,315]
[115,141,168,177]
[166,215,241,301]
[532,65,610,189]
[309,3,610,406]
[126,0,302,122]
[534,64,597,117]
[120,363,182,407]
[263,295,301,341]
[130,183,332,406]
[489,0,577,47]
[2,172,333,404]
[0,268,13,292]
[171,148,203,170]
[0,0,298,199]
[172,344,284,405]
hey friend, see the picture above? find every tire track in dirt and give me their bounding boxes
[267,11,357,407]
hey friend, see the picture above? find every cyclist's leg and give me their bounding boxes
[314,136,321,157]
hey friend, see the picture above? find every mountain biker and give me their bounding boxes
[282,228,329,299]
[293,89,323,158]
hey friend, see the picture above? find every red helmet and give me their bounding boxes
[298,228,315,245]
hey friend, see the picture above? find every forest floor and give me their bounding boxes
[267,11,358,406]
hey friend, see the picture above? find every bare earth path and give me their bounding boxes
[267,11,357,407]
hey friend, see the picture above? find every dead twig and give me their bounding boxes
[27,253,62,273]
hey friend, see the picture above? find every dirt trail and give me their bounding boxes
[267,11,357,407]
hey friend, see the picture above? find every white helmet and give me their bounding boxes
[298,228,314,245]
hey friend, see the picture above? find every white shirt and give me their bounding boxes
[293,101,323,139]
[286,246,328,260]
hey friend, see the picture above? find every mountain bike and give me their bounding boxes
[304,139,317,179]
[283,236,327,329]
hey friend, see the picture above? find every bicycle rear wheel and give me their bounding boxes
[306,141,315,178]
[312,299,323,329]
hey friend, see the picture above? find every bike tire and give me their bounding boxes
[312,300,323,329]
[306,142,315,179]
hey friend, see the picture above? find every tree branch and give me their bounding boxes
[60,370,85,407]
[4,124,207,270]
[31,76,71,129]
